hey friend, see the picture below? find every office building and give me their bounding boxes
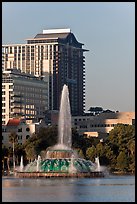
[2,69,48,125]
[2,28,88,115]
[72,111,135,138]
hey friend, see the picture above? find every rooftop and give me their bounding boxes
[6,118,21,126]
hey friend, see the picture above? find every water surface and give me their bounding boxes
[2,175,135,202]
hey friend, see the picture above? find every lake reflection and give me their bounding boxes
[2,175,135,202]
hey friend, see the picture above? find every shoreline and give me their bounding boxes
[110,171,135,176]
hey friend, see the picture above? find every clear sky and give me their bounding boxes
[2,2,135,112]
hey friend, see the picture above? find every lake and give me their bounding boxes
[2,175,135,202]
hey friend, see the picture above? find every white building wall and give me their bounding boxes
[72,112,135,136]
[2,122,41,147]
[2,69,48,125]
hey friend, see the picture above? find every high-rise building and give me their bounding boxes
[2,69,48,125]
[2,28,88,115]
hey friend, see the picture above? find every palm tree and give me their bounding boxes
[9,131,18,172]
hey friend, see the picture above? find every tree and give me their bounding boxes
[9,131,18,171]
[88,106,103,115]
[116,151,128,172]
[74,148,85,158]
[2,145,10,173]
[86,145,96,161]
[106,124,135,172]
[127,139,135,173]
[24,133,40,161]
[24,126,58,161]
[25,144,37,162]
[15,144,26,165]
[128,139,135,156]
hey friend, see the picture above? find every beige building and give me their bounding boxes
[2,69,48,125]
[2,118,46,147]
[72,111,135,138]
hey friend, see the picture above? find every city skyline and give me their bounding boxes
[2,2,135,112]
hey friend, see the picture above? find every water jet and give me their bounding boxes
[16,84,104,178]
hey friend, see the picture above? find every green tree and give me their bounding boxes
[25,144,37,162]
[127,139,135,173]
[9,131,18,171]
[86,145,96,161]
[116,151,128,172]
[96,142,104,157]
[24,133,40,161]
[127,139,135,156]
[106,124,135,172]
[15,144,26,165]
[24,126,58,161]
[2,145,10,173]
[74,148,85,158]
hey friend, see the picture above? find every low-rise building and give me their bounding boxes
[72,111,135,139]
[2,118,46,147]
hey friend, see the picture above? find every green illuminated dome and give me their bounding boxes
[24,149,96,173]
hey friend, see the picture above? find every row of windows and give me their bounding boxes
[18,127,30,132]
[2,135,30,140]
[2,84,13,89]
[90,124,116,127]
[79,124,117,128]
[74,118,90,121]
[2,127,30,132]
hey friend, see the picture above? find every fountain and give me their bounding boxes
[19,156,24,172]
[95,157,101,172]
[16,84,104,178]
[36,155,41,172]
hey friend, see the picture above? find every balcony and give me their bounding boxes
[14,100,23,104]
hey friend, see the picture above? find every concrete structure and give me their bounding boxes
[2,28,88,116]
[2,118,46,147]
[2,69,48,125]
[43,110,135,140]
[72,112,135,139]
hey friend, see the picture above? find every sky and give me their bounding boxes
[2,2,135,112]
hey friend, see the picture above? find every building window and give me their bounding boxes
[18,135,22,140]
[18,128,22,132]
[26,127,30,132]
[2,109,5,113]
[10,47,12,54]
[26,135,30,139]
[9,85,13,89]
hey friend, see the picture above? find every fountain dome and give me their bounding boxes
[24,148,96,174]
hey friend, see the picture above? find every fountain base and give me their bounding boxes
[16,149,105,178]
[15,171,104,178]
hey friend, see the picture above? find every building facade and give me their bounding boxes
[2,28,88,116]
[72,111,135,138]
[2,69,48,125]
[2,118,46,147]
